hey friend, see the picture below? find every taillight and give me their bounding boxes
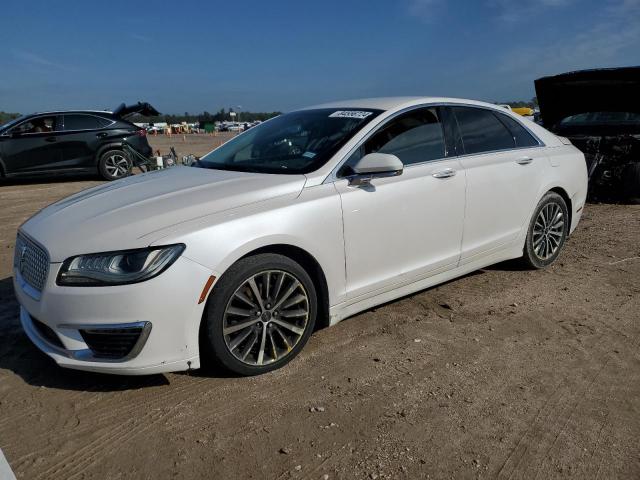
[136,129,146,137]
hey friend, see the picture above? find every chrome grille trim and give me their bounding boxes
[14,234,50,293]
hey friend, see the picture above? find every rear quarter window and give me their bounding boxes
[495,112,540,148]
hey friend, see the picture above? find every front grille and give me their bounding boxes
[80,326,145,359]
[32,317,65,349]
[15,234,49,292]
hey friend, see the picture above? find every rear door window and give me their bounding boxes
[63,114,103,131]
[452,107,515,155]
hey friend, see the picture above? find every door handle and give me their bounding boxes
[516,156,533,165]
[45,137,56,143]
[96,132,108,138]
[432,168,456,179]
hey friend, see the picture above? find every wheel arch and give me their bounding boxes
[96,142,127,164]
[548,186,573,233]
[234,244,331,330]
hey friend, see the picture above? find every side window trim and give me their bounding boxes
[325,102,546,182]
[441,106,464,157]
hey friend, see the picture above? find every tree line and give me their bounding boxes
[497,97,538,109]
[3,99,538,127]
[0,109,280,126]
[0,111,21,125]
[137,109,282,125]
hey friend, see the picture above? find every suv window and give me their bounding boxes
[340,108,445,175]
[64,114,103,131]
[495,112,539,148]
[452,107,515,155]
[10,115,58,135]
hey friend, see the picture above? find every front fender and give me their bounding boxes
[155,183,347,307]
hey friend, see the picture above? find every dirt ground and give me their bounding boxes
[0,135,638,479]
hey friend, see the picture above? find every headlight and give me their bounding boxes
[57,244,185,286]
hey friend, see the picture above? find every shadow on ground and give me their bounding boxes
[0,173,101,186]
[0,276,170,391]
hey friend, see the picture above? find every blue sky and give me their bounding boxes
[1,0,638,114]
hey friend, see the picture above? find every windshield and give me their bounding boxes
[197,108,383,174]
[559,111,640,126]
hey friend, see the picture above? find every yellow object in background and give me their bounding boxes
[512,107,534,116]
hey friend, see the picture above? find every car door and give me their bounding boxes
[449,106,549,263]
[57,114,106,169]
[1,115,62,174]
[334,106,466,300]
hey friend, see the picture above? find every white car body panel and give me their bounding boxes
[13,97,588,374]
[334,158,465,299]
[459,146,549,261]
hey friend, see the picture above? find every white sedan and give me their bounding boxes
[14,97,588,375]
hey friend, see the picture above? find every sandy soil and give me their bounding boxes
[148,131,237,158]
[0,139,638,479]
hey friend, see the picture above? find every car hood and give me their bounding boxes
[21,167,306,262]
[535,67,640,129]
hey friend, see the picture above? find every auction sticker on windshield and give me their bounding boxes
[329,111,373,119]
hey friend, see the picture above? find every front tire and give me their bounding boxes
[201,253,317,376]
[98,149,132,181]
[522,192,569,269]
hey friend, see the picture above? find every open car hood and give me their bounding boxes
[113,102,160,119]
[535,67,640,129]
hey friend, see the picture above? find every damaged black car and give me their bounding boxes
[535,67,640,202]
[0,102,158,181]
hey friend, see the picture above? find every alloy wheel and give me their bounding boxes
[222,270,310,366]
[104,154,130,178]
[532,202,565,260]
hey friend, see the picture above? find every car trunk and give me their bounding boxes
[534,67,640,129]
[113,102,160,119]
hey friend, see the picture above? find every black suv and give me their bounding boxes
[535,67,640,201]
[0,102,158,181]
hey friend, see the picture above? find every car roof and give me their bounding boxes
[300,96,504,112]
[28,110,116,117]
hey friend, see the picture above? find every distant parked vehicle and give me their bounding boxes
[536,67,640,201]
[0,102,158,181]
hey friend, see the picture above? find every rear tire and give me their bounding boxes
[522,192,569,269]
[98,149,132,181]
[621,163,640,204]
[201,253,317,376]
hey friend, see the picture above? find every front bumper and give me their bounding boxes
[14,255,213,375]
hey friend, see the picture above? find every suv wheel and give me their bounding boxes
[201,253,317,376]
[99,149,131,181]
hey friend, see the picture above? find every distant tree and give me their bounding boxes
[0,111,21,125]
[133,108,279,125]
[496,100,536,109]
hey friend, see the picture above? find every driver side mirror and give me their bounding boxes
[348,153,403,186]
